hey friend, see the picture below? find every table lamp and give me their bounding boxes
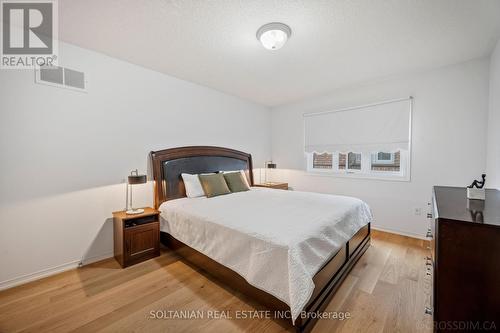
[264,161,276,183]
[126,169,147,215]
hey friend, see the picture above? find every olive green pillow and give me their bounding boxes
[198,173,231,198]
[223,172,250,193]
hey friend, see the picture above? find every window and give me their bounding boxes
[304,98,412,180]
[338,153,346,170]
[373,152,393,164]
[347,152,361,170]
[312,152,333,169]
[371,151,400,172]
[308,150,407,178]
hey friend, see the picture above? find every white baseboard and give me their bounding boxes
[371,226,427,240]
[80,252,114,266]
[0,252,114,291]
[0,260,80,291]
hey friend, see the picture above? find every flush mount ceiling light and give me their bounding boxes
[256,22,292,50]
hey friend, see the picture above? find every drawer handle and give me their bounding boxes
[425,307,433,315]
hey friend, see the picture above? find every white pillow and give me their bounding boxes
[221,170,250,188]
[181,173,205,198]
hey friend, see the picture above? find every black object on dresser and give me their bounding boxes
[430,186,500,331]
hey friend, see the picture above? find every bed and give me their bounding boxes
[151,146,372,332]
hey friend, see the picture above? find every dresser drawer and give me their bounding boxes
[426,198,436,263]
[429,221,436,263]
[424,227,434,318]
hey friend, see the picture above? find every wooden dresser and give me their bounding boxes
[429,186,500,331]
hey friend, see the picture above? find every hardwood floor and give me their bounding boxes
[0,230,432,333]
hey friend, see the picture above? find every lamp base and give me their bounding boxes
[126,208,144,215]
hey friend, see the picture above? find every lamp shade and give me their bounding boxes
[128,171,147,184]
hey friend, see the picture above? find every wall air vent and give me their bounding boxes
[35,66,87,92]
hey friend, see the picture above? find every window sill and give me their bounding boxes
[305,170,410,182]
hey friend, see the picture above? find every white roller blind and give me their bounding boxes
[304,98,412,153]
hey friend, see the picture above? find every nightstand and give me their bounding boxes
[254,182,289,190]
[113,207,160,268]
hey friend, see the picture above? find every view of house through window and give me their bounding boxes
[371,151,400,172]
[309,150,406,179]
[348,152,361,170]
[339,153,346,170]
[312,152,333,169]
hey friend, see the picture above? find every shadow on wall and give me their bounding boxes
[77,217,120,296]
[0,155,154,206]
[80,217,115,266]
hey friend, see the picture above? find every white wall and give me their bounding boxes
[0,42,271,288]
[486,39,500,189]
[270,58,490,238]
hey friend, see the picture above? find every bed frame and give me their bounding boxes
[150,146,370,333]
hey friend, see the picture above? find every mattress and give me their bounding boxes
[159,187,372,323]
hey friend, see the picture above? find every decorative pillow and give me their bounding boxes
[223,172,250,193]
[198,173,231,198]
[181,173,205,198]
[221,170,251,188]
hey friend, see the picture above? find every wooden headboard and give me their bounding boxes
[150,146,254,208]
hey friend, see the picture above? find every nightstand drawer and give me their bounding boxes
[124,214,158,228]
[124,222,160,266]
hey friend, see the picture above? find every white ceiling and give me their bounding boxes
[59,0,500,106]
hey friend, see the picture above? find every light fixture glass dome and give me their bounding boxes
[256,22,292,50]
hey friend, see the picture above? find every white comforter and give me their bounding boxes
[159,188,372,322]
